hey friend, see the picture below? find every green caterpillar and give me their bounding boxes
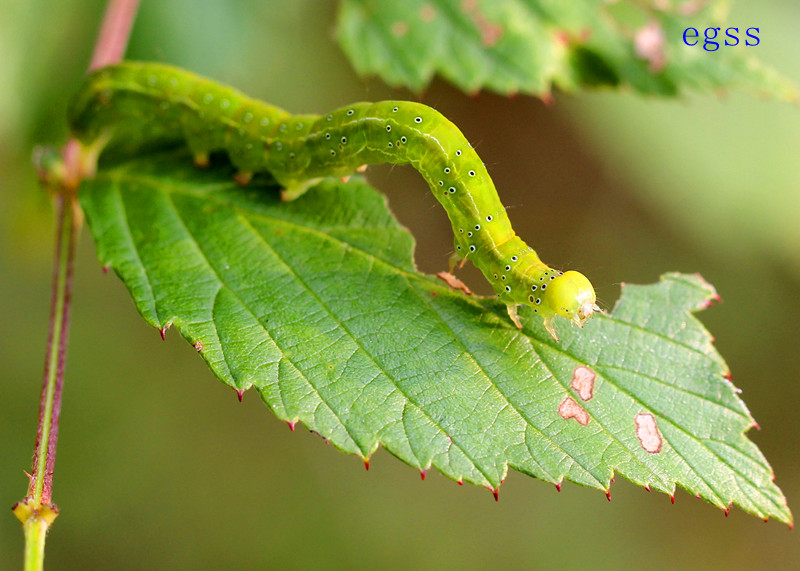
[68,61,598,339]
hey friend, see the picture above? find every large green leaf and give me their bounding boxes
[79,150,791,525]
[336,0,797,100]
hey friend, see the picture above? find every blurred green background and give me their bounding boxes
[1,1,798,568]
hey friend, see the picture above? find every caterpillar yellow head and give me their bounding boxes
[545,270,599,327]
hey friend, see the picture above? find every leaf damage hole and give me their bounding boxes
[570,365,595,401]
[558,397,589,426]
[634,413,663,453]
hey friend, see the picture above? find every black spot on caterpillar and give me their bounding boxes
[68,61,599,339]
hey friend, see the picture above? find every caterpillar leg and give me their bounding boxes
[193,152,210,168]
[506,304,523,330]
[280,177,323,201]
[234,171,253,185]
[448,252,467,272]
[542,315,559,341]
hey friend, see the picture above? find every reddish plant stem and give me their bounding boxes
[25,0,141,511]
[28,195,80,504]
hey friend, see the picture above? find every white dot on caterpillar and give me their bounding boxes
[449,187,456,194]
[330,150,336,156]
[467,231,473,237]
[501,275,506,280]
[474,224,480,230]
[444,167,451,173]
[414,116,422,123]
[511,256,518,261]
[535,298,541,305]
[220,99,230,109]
[289,152,295,159]
[327,115,333,121]
[401,136,407,143]
[296,123,304,130]
[456,150,462,156]
[459,228,464,233]
[276,142,282,151]
[392,106,399,112]
[438,181,444,186]
[469,245,476,252]
[346,109,355,116]
[325,133,331,140]
[531,285,537,291]
[203,93,213,104]
[341,136,347,144]
[388,142,393,147]
[505,286,511,292]
[541,284,547,290]
[505,265,511,271]
[260,117,269,126]
[386,125,391,132]
[486,215,493,221]
[469,170,476,176]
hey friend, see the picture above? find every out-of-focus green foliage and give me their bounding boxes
[337,0,797,99]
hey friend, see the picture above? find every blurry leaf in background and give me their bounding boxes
[336,0,797,100]
[566,0,800,279]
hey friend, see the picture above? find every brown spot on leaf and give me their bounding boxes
[194,341,204,352]
[436,271,473,295]
[558,397,589,426]
[391,21,409,37]
[461,0,503,47]
[634,21,667,72]
[419,3,436,22]
[635,413,663,453]
[571,366,595,401]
